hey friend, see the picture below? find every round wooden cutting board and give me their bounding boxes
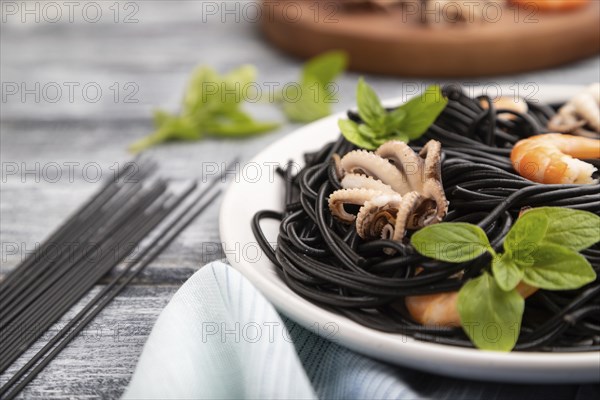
[260,1,600,77]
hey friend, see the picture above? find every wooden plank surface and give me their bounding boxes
[1,1,599,398]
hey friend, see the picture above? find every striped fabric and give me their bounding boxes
[123,262,599,400]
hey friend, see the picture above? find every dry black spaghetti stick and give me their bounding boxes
[0,172,152,308]
[0,185,222,400]
[0,179,169,363]
[0,186,170,372]
[0,182,167,337]
[0,160,139,288]
[0,186,190,397]
[0,156,238,395]
[0,196,169,368]
[0,159,156,298]
[0,180,167,327]
[0,181,155,328]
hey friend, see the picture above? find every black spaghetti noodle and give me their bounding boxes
[252,85,600,352]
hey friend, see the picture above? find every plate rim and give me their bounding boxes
[219,84,600,383]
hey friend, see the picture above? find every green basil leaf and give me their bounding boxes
[458,272,524,352]
[358,123,384,139]
[129,115,200,153]
[523,243,597,290]
[283,52,347,123]
[356,77,386,129]
[283,87,331,123]
[492,253,524,292]
[336,81,447,150]
[206,112,280,137]
[411,222,493,263]
[398,85,448,139]
[152,109,172,128]
[183,66,221,115]
[224,64,256,88]
[523,207,600,251]
[384,107,407,132]
[206,121,280,136]
[130,64,280,152]
[301,51,347,90]
[504,212,549,266]
[338,119,377,150]
[387,131,409,143]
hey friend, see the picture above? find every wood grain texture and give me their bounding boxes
[261,0,600,77]
[1,1,599,398]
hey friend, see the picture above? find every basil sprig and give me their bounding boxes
[338,79,448,150]
[411,207,600,352]
[282,51,348,123]
[130,52,348,152]
[129,65,279,153]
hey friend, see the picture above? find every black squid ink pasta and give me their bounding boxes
[252,85,600,352]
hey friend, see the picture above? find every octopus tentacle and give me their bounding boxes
[572,91,600,132]
[332,153,344,180]
[330,139,448,244]
[328,188,384,223]
[548,83,600,139]
[340,150,406,193]
[392,192,424,242]
[419,140,443,182]
[548,107,586,133]
[341,173,396,194]
[355,197,400,239]
[420,179,448,225]
[419,140,448,225]
[375,140,424,194]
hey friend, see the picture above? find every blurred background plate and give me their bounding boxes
[261,0,600,77]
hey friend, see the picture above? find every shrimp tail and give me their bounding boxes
[511,133,600,184]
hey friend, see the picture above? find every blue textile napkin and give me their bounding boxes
[123,262,598,400]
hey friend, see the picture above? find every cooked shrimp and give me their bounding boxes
[511,133,600,184]
[405,283,537,327]
[480,96,528,121]
[405,292,461,327]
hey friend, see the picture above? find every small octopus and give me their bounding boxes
[328,140,448,243]
[548,83,600,139]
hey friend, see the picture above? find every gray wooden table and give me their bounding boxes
[1,1,599,398]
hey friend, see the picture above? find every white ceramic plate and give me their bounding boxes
[220,85,600,383]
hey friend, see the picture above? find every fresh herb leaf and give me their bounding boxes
[129,65,279,153]
[337,119,378,149]
[522,207,600,251]
[282,51,348,123]
[282,96,332,124]
[411,222,494,263]
[503,212,548,267]
[356,77,386,128]
[129,112,200,153]
[413,206,599,351]
[152,109,172,127]
[302,50,348,89]
[384,107,407,132]
[339,80,448,149]
[523,243,596,290]
[387,132,410,143]
[400,85,449,139]
[492,253,524,292]
[458,272,524,352]
[204,111,280,137]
